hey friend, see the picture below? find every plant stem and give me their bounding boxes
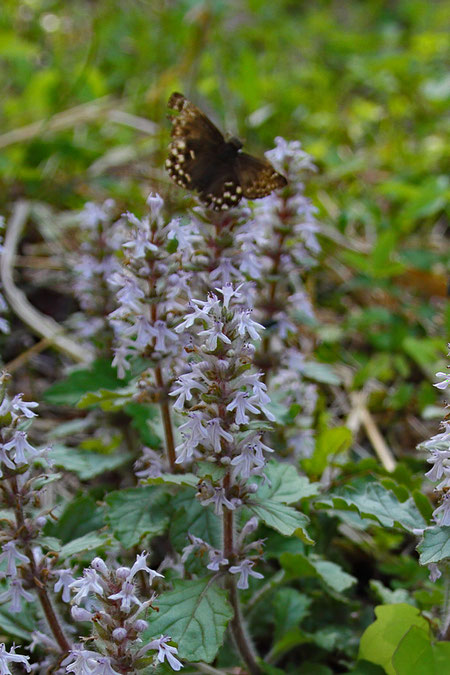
[154,363,177,470]
[226,575,262,675]
[440,565,450,639]
[222,479,261,675]
[12,477,71,653]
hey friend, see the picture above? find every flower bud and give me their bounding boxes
[112,627,128,642]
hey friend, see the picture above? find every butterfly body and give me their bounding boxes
[166,92,287,210]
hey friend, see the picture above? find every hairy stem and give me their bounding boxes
[154,363,177,471]
[226,575,262,675]
[12,477,71,653]
[222,481,261,675]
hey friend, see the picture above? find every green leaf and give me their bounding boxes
[0,604,36,640]
[143,473,198,488]
[170,489,221,551]
[303,426,352,476]
[417,526,450,565]
[249,499,314,544]
[78,387,135,411]
[369,580,413,606]
[280,553,356,593]
[392,625,450,675]
[269,627,310,659]
[125,402,161,448]
[402,337,445,376]
[51,444,132,480]
[43,359,130,406]
[272,588,312,641]
[46,494,104,543]
[257,461,319,504]
[316,482,426,532]
[344,662,385,674]
[302,362,342,385]
[358,604,430,675]
[143,578,233,662]
[105,487,169,548]
[59,532,113,560]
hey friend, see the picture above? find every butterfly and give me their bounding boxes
[166,92,287,211]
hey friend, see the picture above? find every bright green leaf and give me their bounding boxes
[143,578,233,663]
[105,487,169,548]
[358,604,430,675]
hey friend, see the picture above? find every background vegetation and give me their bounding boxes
[0,0,448,673]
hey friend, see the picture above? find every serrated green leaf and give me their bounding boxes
[59,532,113,560]
[369,580,413,606]
[316,482,426,532]
[0,604,36,640]
[105,487,169,547]
[51,444,132,480]
[272,588,312,641]
[249,499,313,544]
[143,578,233,662]
[78,387,135,410]
[45,494,104,544]
[257,461,319,504]
[143,473,198,488]
[170,488,221,551]
[417,526,450,565]
[125,402,161,448]
[43,359,131,406]
[280,552,356,592]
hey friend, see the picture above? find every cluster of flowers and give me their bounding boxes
[0,374,182,673]
[170,286,274,576]
[0,372,46,614]
[109,194,199,383]
[421,351,450,523]
[68,199,122,342]
[64,554,182,673]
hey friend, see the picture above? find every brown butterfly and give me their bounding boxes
[166,92,287,211]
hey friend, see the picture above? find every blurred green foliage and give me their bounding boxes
[0,0,448,435]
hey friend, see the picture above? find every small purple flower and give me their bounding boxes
[53,569,76,603]
[143,635,182,671]
[128,552,164,584]
[108,580,141,613]
[10,394,38,419]
[0,578,34,612]
[229,559,264,589]
[0,643,31,673]
[70,568,105,604]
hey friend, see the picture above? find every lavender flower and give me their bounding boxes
[0,643,31,673]
[69,554,181,672]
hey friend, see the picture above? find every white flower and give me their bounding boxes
[143,635,182,671]
[128,552,164,584]
[70,568,105,604]
[435,371,450,390]
[0,541,28,577]
[0,643,31,673]
[10,394,38,419]
[215,283,243,309]
[53,569,76,603]
[229,559,264,589]
[198,321,231,351]
[108,580,141,613]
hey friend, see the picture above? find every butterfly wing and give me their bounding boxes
[166,93,287,210]
[166,93,244,210]
[166,92,224,193]
[235,152,287,199]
